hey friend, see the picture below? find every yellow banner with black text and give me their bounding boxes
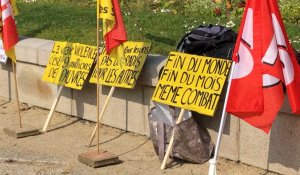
[42,42,97,90]
[89,41,151,88]
[152,52,232,116]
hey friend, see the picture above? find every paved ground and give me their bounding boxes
[0,97,279,175]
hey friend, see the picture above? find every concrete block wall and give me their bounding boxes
[1,37,300,175]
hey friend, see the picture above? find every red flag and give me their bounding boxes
[101,0,127,55]
[269,0,300,114]
[99,0,127,66]
[226,0,300,133]
[1,0,18,51]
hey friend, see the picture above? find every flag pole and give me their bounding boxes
[78,1,121,168]
[208,62,236,175]
[160,108,185,169]
[12,61,22,128]
[96,0,101,154]
[88,86,115,147]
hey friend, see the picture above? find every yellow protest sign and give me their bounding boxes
[42,42,97,90]
[42,42,72,84]
[152,52,232,116]
[89,41,151,88]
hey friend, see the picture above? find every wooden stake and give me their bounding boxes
[88,86,115,147]
[12,62,22,128]
[160,108,185,170]
[96,77,100,154]
[96,0,100,154]
[42,85,63,132]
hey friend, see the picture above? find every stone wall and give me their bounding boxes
[1,37,300,175]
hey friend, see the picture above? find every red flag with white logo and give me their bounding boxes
[268,0,300,114]
[1,0,18,51]
[226,0,300,133]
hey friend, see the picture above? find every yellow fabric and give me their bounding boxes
[11,0,19,16]
[6,47,16,62]
[109,44,126,67]
[98,0,126,68]
[99,0,115,36]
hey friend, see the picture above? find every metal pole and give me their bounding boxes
[208,62,236,175]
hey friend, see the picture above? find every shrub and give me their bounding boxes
[279,0,300,24]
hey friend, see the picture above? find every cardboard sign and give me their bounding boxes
[0,40,7,64]
[152,52,232,116]
[42,42,97,90]
[89,42,151,88]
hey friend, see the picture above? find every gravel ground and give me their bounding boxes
[0,97,279,175]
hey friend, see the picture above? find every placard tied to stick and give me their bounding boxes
[89,41,151,89]
[152,52,232,116]
[42,41,97,90]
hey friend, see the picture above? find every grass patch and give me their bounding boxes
[16,2,97,46]
[16,1,300,55]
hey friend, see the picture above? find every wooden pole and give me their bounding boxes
[208,62,236,175]
[42,85,63,132]
[88,86,115,147]
[12,62,22,128]
[96,0,100,154]
[160,108,185,169]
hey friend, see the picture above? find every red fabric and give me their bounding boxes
[269,0,300,114]
[227,0,265,118]
[1,0,18,51]
[226,0,300,133]
[104,0,127,54]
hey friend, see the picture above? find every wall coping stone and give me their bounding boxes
[14,37,293,114]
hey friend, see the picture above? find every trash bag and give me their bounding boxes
[173,117,215,164]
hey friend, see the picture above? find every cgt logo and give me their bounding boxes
[271,13,294,86]
[232,7,295,87]
[232,8,254,80]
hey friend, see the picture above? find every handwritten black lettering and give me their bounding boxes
[154,84,183,103]
[153,53,231,114]
[59,69,88,87]
[179,72,195,85]
[187,57,203,72]
[47,67,59,78]
[74,45,97,60]
[180,88,220,110]
[100,55,113,66]
[125,55,141,67]
[133,45,151,54]
[202,59,231,75]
